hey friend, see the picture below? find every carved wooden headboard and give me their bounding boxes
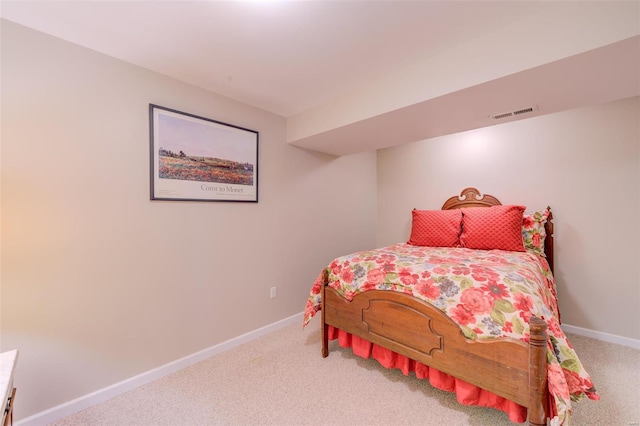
[441,187,554,272]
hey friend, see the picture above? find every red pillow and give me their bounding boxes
[460,205,526,251]
[408,209,462,247]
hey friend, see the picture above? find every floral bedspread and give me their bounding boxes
[303,244,598,425]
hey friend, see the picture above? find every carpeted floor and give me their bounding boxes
[52,318,639,425]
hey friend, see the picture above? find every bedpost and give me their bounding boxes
[321,284,329,358]
[528,316,549,426]
[544,208,554,274]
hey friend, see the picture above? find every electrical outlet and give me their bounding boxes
[270,286,277,299]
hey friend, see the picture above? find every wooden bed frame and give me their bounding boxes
[320,187,554,425]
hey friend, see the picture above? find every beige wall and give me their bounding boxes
[377,96,640,341]
[0,21,377,419]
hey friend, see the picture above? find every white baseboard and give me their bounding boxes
[16,312,304,426]
[561,323,640,350]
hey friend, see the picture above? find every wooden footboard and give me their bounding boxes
[321,286,548,425]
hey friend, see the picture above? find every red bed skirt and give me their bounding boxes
[328,325,528,423]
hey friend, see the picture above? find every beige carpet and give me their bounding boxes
[52,318,639,425]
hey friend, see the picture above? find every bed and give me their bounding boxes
[303,188,598,425]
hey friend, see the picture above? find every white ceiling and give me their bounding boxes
[1,0,551,117]
[2,1,639,156]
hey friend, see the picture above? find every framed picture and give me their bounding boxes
[149,104,258,202]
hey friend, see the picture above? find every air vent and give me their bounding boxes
[490,105,538,120]
[492,112,513,120]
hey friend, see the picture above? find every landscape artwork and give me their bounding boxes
[150,104,258,202]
